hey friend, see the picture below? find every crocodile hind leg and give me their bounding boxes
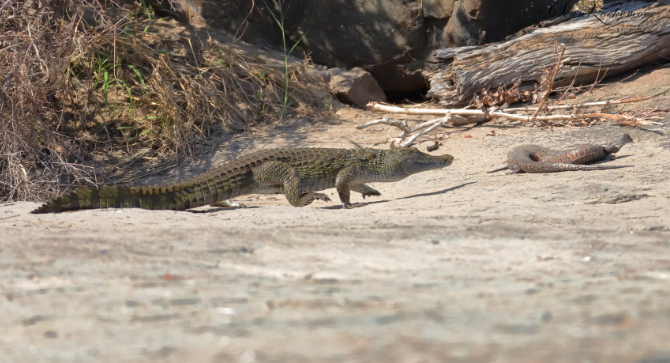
[252,161,331,207]
[506,162,523,174]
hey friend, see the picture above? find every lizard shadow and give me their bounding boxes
[397,181,477,200]
[319,200,390,210]
[589,154,632,164]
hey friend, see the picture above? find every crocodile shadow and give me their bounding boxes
[320,181,477,209]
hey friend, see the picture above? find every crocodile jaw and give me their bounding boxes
[400,150,454,175]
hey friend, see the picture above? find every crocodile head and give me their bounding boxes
[395,147,454,175]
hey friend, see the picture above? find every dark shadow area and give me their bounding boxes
[385,87,430,104]
[629,128,666,137]
[187,206,261,214]
[398,182,477,200]
[200,0,426,93]
[607,155,632,161]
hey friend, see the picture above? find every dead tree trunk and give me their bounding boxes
[425,1,670,106]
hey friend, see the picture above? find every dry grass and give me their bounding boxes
[0,0,331,202]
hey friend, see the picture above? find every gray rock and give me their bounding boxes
[423,0,455,19]
[187,0,582,92]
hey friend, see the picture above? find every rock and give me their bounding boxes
[330,68,387,109]
[444,0,581,46]
[190,0,583,92]
[423,0,455,19]
[301,68,341,84]
[200,0,426,92]
[295,0,426,93]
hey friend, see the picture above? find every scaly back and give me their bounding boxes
[32,148,371,213]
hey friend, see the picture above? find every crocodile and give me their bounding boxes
[32,147,454,213]
[488,134,633,174]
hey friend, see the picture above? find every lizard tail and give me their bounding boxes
[522,162,632,173]
[487,166,509,173]
[31,185,189,213]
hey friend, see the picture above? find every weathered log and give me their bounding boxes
[425,2,670,106]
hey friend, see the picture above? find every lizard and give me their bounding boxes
[32,147,454,213]
[488,134,633,174]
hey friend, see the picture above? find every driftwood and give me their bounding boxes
[425,1,670,106]
[366,95,661,124]
[362,95,664,148]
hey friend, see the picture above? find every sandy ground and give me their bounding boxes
[2,67,670,363]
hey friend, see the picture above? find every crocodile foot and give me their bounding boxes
[210,199,247,208]
[313,193,331,202]
[361,191,382,199]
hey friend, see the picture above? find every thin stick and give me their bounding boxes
[356,115,453,134]
[0,214,19,221]
[368,92,660,116]
[399,115,451,147]
[530,44,565,122]
[355,117,411,133]
[505,95,658,112]
[362,109,659,126]
[367,103,454,115]
[26,22,48,77]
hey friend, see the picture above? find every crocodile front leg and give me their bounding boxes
[336,166,381,208]
[252,161,331,207]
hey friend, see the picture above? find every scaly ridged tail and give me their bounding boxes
[521,162,631,173]
[30,172,238,214]
[31,185,187,213]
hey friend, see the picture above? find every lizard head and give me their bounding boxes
[604,145,620,154]
[395,147,454,175]
[605,133,633,154]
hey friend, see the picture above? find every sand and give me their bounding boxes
[1,67,670,363]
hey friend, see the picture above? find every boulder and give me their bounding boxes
[329,68,387,109]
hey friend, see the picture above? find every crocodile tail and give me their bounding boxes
[30,185,188,213]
